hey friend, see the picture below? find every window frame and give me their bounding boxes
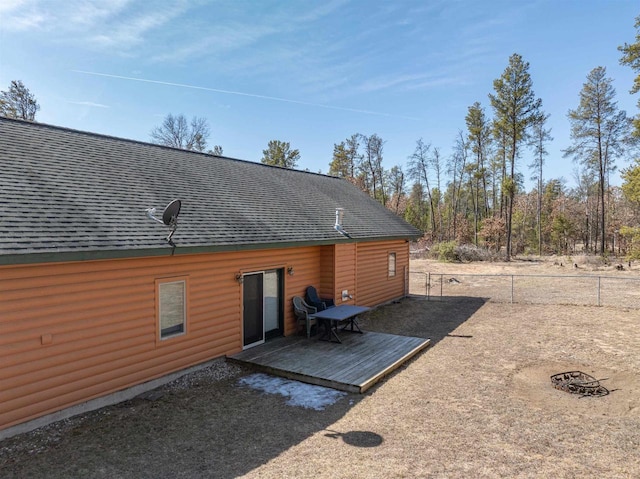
[388,252,397,278]
[156,276,188,341]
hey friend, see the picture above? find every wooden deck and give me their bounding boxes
[228,331,431,393]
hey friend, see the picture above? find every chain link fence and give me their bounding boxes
[409,272,640,309]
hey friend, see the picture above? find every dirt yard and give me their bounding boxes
[1,258,639,478]
[409,255,640,308]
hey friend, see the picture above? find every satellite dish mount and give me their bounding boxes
[145,199,181,254]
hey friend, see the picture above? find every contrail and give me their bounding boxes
[72,70,421,121]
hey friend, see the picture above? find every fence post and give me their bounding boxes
[511,275,514,304]
[597,276,601,307]
[426,272,430,301]
[440,273,443,300]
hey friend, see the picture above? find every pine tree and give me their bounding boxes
[465,102,493,244]
[261,140,300,168]
[618,14,640,138]
[489,53,542,260]
[564,67,631,254]
[329,134,360,178]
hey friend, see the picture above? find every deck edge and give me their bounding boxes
[357,338,432,393]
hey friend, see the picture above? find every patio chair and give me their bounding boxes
[306,286,335,312]
[293,296,318,338]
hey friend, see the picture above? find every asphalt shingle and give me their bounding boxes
[0,118,421,260]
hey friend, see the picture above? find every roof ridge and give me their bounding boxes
[0,116,339,180]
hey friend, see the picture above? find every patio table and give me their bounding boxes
[311,305,370,343]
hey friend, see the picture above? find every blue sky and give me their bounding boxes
[1,0,638,190]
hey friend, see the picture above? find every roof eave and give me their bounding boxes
[0,234,419,266]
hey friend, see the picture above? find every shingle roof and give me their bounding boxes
[0,118,421,263]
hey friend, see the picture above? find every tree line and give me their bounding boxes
[145,17,640,260]
[149,113,300,168]
[327,17,640,261]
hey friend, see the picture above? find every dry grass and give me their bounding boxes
[1,259,639,478]
[241,293,639,478]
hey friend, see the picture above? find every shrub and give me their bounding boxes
[456,244,501,262]
[620,226,640,260]
[428,242,505,262]
[432,240,458,262]
[581,254,614,268]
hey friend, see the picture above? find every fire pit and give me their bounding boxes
[550,371,609,397]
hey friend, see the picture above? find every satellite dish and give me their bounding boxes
[145,199,182,253]
[162,199,181,226]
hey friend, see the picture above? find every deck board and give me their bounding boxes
[228,331,431,393]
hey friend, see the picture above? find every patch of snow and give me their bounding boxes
[237,373,347,410]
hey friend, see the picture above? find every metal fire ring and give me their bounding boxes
[550,371,609,397]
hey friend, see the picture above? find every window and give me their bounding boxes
[158,279,186,339]
[388,252,396,277]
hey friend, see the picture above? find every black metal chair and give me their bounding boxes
[306,286,335,312]
[292,296,318,338]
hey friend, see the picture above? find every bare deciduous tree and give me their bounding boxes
[357,134,386,205]
[209,145,224,156]
[447,131,469,240]
[0,80,40,121]
[387,165,405,214]
[529,113,552,255]
[150,114,211,152]
[408,139,437,236]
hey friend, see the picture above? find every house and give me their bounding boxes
[0,117,421,435]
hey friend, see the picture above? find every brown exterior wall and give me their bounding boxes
[333,243,357,305]
[0,246,321,431]
[0,239,410,431]
[319,245,335,301]
[356,239,409,307]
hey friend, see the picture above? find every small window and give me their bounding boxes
[388,252,397,277]
[158,279,186,339]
